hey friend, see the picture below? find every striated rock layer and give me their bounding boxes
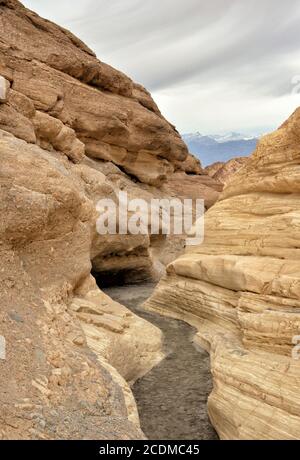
[0,0,187,185]
[0,0,221,283]
[0,128,165,439]
[146,108,300,440]
[205,156,248,185]
[0,0,223,439]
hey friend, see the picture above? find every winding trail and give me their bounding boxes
[104,283,218,440]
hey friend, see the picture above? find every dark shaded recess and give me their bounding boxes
[93,267,152,288]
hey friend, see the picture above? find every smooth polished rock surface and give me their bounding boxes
[146,108,300,440]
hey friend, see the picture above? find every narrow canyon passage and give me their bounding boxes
[103,283,218,440]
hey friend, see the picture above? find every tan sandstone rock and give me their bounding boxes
[0,0,188,185]
[0,130,153,439]
[146,107,300,440]
[0,0,222,440]
[205,157,248,185]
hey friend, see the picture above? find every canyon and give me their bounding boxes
[146,109,300,439]
[0,0,221,440]
[104,283,217,440]
[1,0,300,441]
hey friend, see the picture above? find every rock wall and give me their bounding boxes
[0,128,165,439]
[205,157,248,185]
[0,0,221,283]
[0,0,186,185]
[0,0,222,439]
[146,108,300,440]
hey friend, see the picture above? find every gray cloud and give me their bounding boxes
[22,0,300,134]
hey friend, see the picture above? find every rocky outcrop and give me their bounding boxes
[0,0,221,283]
[0,0,219,440]
[0,0,225,439]
[0,129,164,439]
[164,171,222,209]
[0,0,187,185]
[146,108,300,440]
[205,157,248,185]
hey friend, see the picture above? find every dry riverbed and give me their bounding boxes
[104,283,218,440]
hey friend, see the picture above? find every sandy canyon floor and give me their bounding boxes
[104,283,218,440]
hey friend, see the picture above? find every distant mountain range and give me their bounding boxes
[182,132,259,166]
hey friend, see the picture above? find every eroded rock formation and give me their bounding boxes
[0,128,165,439]
[0,0,186,185]
[0,0,222,439]
[205,157,248,185]
[146,108,300,440]
[0,0,221,282]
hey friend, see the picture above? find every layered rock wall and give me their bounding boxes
[146,108,300,439]
[0,128,167,439]
[0,0,221,282]
[0,0,187,184]
[0,0,223,439]
[205,157,248,185]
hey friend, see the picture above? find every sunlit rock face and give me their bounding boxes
[146,108,300,440]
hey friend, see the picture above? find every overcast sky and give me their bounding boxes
[23,0,300,135]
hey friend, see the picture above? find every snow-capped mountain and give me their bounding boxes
[182,132,259,166]
[210,132,257,143]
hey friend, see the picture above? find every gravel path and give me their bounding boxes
[104,283,218,440]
